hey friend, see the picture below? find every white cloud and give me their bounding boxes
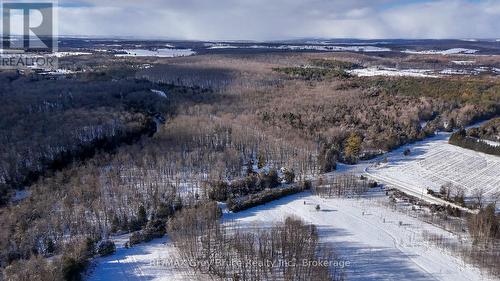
[54,0,500,40]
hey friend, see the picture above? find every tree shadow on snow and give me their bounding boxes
[225,192,437,281]
[317,225,436,281]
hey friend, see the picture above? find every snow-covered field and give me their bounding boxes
[0,51,91,58]
[348,66,499,78]
[204,43,239,49]
[366,132,500,202]
[439,69,471,75]
[115,48,196,58]
[87,191,495,281]
[54,51,93,57]
[402,48,479,55]
[87,235,204,281]
[304,41,390,45]
[348,67,439,78]
[224,193,494,281]
[451,60,476,65]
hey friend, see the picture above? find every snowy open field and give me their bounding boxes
[87,192,495,281]
[347,66,500,78]
[87,235,205,281]
[224,193,494,281]
[402,48,479,55]
[348,67,439,78]
[115,48,196,57]
[366,132,500,204]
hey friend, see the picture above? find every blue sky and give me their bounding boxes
[26,0,500,39]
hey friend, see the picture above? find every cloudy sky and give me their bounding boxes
[15,0,500,40]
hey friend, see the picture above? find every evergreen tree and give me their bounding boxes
[283,169,295,184]
[319,144,338,173]
[137,205,148,227]
[344,133,362,164]
[257,153,266,169]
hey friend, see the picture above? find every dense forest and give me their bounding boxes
[140,54,500,169]
[0,71,172,204]
[465,117,500,142]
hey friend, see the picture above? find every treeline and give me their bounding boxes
[312,174,376,198]
[136,64,235,90]
[449,129,500,156]
[3,237,117,281]
[317,133,366,171]
[273,59,359,81]
[168,202,345,280]
[227,181,311,212]
[468,204,500,244]
[273,66,350,81]
[207,167,295,202]
[425,183,466,211]
[205,162,311,212]
[466,117,500,142]
[362,77,500,112]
